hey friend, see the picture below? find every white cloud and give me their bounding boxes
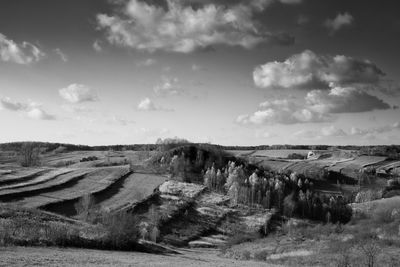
[0,97,26,111]
[253,50,384,90]
[26,107,55,120]
[236,99,329,125]
[59,84,98,103]
[0,33,45,64]
[192,64,204,71]
[96,0,293,53]
[350,122,400,136]
[306,85,391,114]
[54,48,68,62]
[108,116,135,126]
[62,105,94,114]
[137,97,174,112]
[137,97,155,111]
[0,97,55,120]
[154,76,183,96]
[293,126,347,140]
[93,40,102,52]
[324,12,353,33]
[136,58,157,67]
[321,125,347,137]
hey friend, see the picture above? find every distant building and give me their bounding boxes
[307,151,317,159]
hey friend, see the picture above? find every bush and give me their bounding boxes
[241,250,251,260]
[101,211,139,249]
[19,142,41,167]
[80,156,98,162]
[254,249,269,261]
[287,153,305,159]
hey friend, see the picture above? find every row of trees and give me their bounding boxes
[202,161,352,223]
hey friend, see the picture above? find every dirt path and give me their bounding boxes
[0,247,279,267]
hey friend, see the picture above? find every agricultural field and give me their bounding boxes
[0,149,165,216]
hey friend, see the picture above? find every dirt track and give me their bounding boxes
[0,247,279,267]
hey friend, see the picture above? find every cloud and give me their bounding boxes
[350,122,400,136]
[321,125,347,137]
[324,12,354,33]
[93,40,102,52]
[297,15,309,25]
[137,98,152,111]
[293,126,347,139]
[237,84,391,126]
[306,85,391,114]
[253,50,385,90]
[192,64,204,71]
[54,48,68,62]
[154,76,183,96]
[0,97,26,111]
[96,0,293,53]
[0,97,55,120]
[137,97,173,111]
[62,105,94,114]
[59,84,98,103]
[26,107,55,120]
[108,116,135,126]
[279,0,302,4]
[236,99,330,125]
[136,58,157,67]
[0,33,45,64]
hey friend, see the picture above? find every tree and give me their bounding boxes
[359,239,381,267]
[19,142,41,167]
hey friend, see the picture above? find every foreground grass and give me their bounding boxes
[0,204,144,252]
[221,198,400,267]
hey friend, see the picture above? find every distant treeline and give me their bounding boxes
[0,142,399,158]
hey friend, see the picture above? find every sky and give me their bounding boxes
[0,0,400,146]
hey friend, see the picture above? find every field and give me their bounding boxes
[0,150,165,216]
[2,144,400,267]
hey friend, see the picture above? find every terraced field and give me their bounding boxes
[0,150,167,217]
[97,172,168,212]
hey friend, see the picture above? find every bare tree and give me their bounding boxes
[19,142,41,167]
[359,240,381,267]
[74,194,96,221]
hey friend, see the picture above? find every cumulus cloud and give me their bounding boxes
[26,107,55,120]
[192,64,204,71]
[236,99,329,125]
[321,125,347,137]
[93,40,102,52]
[253,50,385,90]
[0,97,55,120]
[0,33,45,64]
[306,85,391,114]
[293,126,347,139]
[324,12,353,33]
[59,84,98,103]
[137,97,173,111]
[54,48,68,62]
[350,122,400,136]
[238,84,391,126]
[136,58,157,67]
[154,76,183,96]
[96,0,293,53]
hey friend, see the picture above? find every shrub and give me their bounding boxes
[358,239,381,267]
[241,250,251,260]
[287,153,305,159]
[254,249,269,261]
[74,194,97,221]
[101,211,139,249]
[19,142,41,167]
